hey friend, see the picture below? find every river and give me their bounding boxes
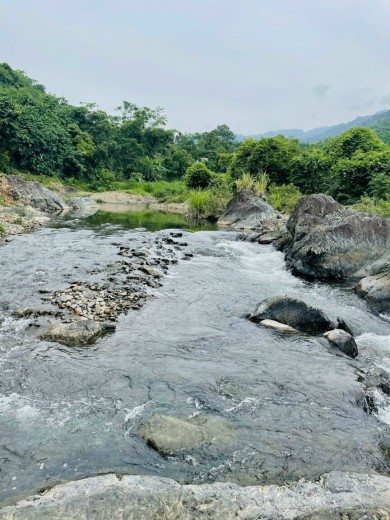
[0,206,389,507]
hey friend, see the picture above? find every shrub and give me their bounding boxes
[0,223,5,236]
[267,183,302,213]
[349,196,390,218]
[188,190,210,218]
[185,162,214,189]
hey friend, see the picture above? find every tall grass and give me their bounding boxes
[188,190,210,218]
[235,172,268,195]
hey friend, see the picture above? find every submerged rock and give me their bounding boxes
[323,329,358,358]
[218,189,283,230]
[4,175,68,212]
[249,296,334,335]
[0,472,389,520]
[140,414,234,456]
[42,319,113,346]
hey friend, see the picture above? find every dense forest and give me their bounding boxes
[0,62,389,213]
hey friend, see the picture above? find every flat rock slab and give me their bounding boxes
[260,319,300,334]
[0,472,389,519]
[140,414,235,456]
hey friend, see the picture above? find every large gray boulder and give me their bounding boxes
[5,175,68,212]
[1,472,389,519]
[249,296,335,335]
[218,190,284,231]
[140,414,234,456]
[282,194,390,279]
[279,194,390,313]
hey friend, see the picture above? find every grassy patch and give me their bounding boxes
[188,190,210,218]
[235,172,268,196]
[267,184,302,213]
[349,196,390,218]
[0,223,5,236]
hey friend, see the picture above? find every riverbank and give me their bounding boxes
[89,190,188,214]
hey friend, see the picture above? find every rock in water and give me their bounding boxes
[4,175,68,212]
[278,194,390,313]
[42,320,112,347]
[139,414,234,456]
[323,329,358,358]
[218,189,283,230]
[356,263,390,314]
[249,296,334,335]
[260,319,300,334]
[282,194,390,280]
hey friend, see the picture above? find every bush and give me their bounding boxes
[89,169,116,192]
[188,190,210,218]
[0,223,5,236]
[349,196,390,218]
[267,183,302,213]
[185,162,214,189]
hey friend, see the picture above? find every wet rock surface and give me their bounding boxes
[42,320,111,347]
[0,472,389,520]
[324,329,358,358]
[140,414,235,456]
[249,296,335,335]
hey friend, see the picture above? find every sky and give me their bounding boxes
[0,0,389,134]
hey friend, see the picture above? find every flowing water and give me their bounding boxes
[0,208,390,506]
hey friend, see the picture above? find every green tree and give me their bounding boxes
[229,136,301,184]
[185,162,214,189]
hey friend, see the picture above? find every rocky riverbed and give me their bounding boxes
[1,180,390,518]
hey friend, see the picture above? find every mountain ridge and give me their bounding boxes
[236,109,390,144]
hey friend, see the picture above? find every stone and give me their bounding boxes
[356,263,390,314]
[139,414,234,456]
[260,319,300,334]
[323,329,358,358]
[4,175,68,212]
[278,194,390,312]
[218,190,282,230]
[1,472,390,520]
[249,296,334,335]
[42,319,111,347]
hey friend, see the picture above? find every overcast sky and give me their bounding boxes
[0,0,389,134]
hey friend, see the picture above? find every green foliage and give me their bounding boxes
[184,162,214,189]
[188,190,210,218]
[89,169,116,191]
[290,147,332,193]
[349,196,390,218]
[267,184,302,213]
[0,62,389,211]
[0,223,5,235]
[229,135,301,184]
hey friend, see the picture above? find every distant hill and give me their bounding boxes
[236,109,390,145]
